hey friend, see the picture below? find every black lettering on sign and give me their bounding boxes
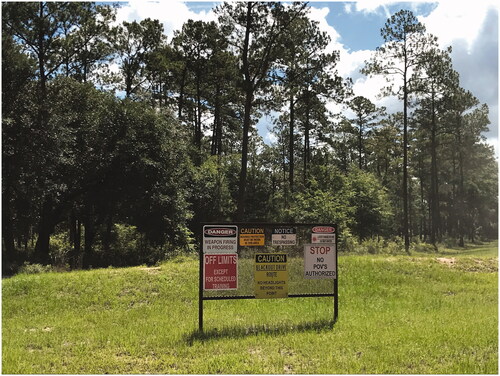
[240,227,265,234]
[255,253,287,263]
[203,225,237,237]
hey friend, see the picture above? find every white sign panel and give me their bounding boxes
[272,234,296,246]
[271,227,297,246]
[312,233,336,243]
[304,244,336,279]
[203,225,238,253]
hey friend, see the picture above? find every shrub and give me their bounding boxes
[49,232,71,266]
[18,262,52,274]
[411,242,438,253]
[383,239,405,255]
[363,238,381,254]
[339,236,406,255]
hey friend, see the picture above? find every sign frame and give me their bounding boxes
[198,222,338,333]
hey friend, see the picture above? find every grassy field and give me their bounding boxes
[2,241,498,374]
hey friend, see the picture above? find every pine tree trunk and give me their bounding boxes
[35,199,52,264]
[358,116,363,170]
[303,95,310,187]
[457,122,465,247]
[403,74,410,253]
[237,89,253,220]
[236,2,253,221]
[289,93,295,193]
[178,65,187,120]
[2,191,16,268]
[430,91,440,245]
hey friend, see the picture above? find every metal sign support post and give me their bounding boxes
[333,272,338,325]
[198,246,204,333]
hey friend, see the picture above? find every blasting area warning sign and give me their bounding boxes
[254,253,288,298]
[312,233,336,243]
[204,253,238,290]
[304,244,336,279]
[311,225,336,244]
[239,227,265,246]
[271,227,297,246]
[203,225,238,253]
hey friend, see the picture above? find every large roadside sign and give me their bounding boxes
[203,225,238,253]
[199,222,338,333]
[203,253,238,290]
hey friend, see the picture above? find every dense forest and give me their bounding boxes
[2,2,497,273]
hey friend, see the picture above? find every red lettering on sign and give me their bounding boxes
[309,246,331,255]
[312,226,335,233]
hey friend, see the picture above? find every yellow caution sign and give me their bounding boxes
[239,227,265,246]
[254,253,288,299]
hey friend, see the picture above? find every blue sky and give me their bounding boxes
[116,1,499,155]
[320,2,438,50]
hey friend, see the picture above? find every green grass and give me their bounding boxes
[2,243,498,374]
[436,240,499,257]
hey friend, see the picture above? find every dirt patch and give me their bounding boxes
[458,258,498,273]
[436,257,456,266]
[138,267,162,274]
[248,347,261,355]
[280,348,296,357]
[24,327,53,333]
[283,364,294,374]
[26,344,43,352]
[436,257,498,272]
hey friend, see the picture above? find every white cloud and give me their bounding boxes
[353,0,393,17]
[115,1,218,40]
[307,5,344,55]
[337,49,372,79]
[485,137,499,159]
[307,3,397,115]
[422,2,498,143]
[301,4,382,117]
[265,132,278,145]
[343,3,354,14]
[421,1,497,53]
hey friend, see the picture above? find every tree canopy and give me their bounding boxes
[2,2,497,273]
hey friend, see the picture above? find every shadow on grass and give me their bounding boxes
[186,318,336,344]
